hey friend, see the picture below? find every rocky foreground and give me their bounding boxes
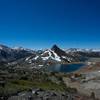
[0,63,95,100]
[7,88,94,100]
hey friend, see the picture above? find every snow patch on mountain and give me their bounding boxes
[0,45,4,50]
[51,50,61,61]
[65,48,100,53]
[34,56,39,60]
[62,56,66,59]
[41,49,61,61]
[91,49,100,52]
[25,57,31,61]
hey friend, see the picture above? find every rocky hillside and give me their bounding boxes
[0,44,34,63]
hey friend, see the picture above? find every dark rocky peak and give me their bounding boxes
[51,44,59,50]
[51,44,67,56]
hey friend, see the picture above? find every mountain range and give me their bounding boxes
[0,44,100,66]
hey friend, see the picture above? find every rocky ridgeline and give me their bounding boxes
[0,88,92,100]
[0,44,100,66]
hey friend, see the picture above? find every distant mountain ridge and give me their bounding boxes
[0,44,34,63]
[0,44,100,64]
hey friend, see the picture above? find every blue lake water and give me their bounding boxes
[48,63,85,73]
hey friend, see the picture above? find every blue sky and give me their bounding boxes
[0,0,100,49]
